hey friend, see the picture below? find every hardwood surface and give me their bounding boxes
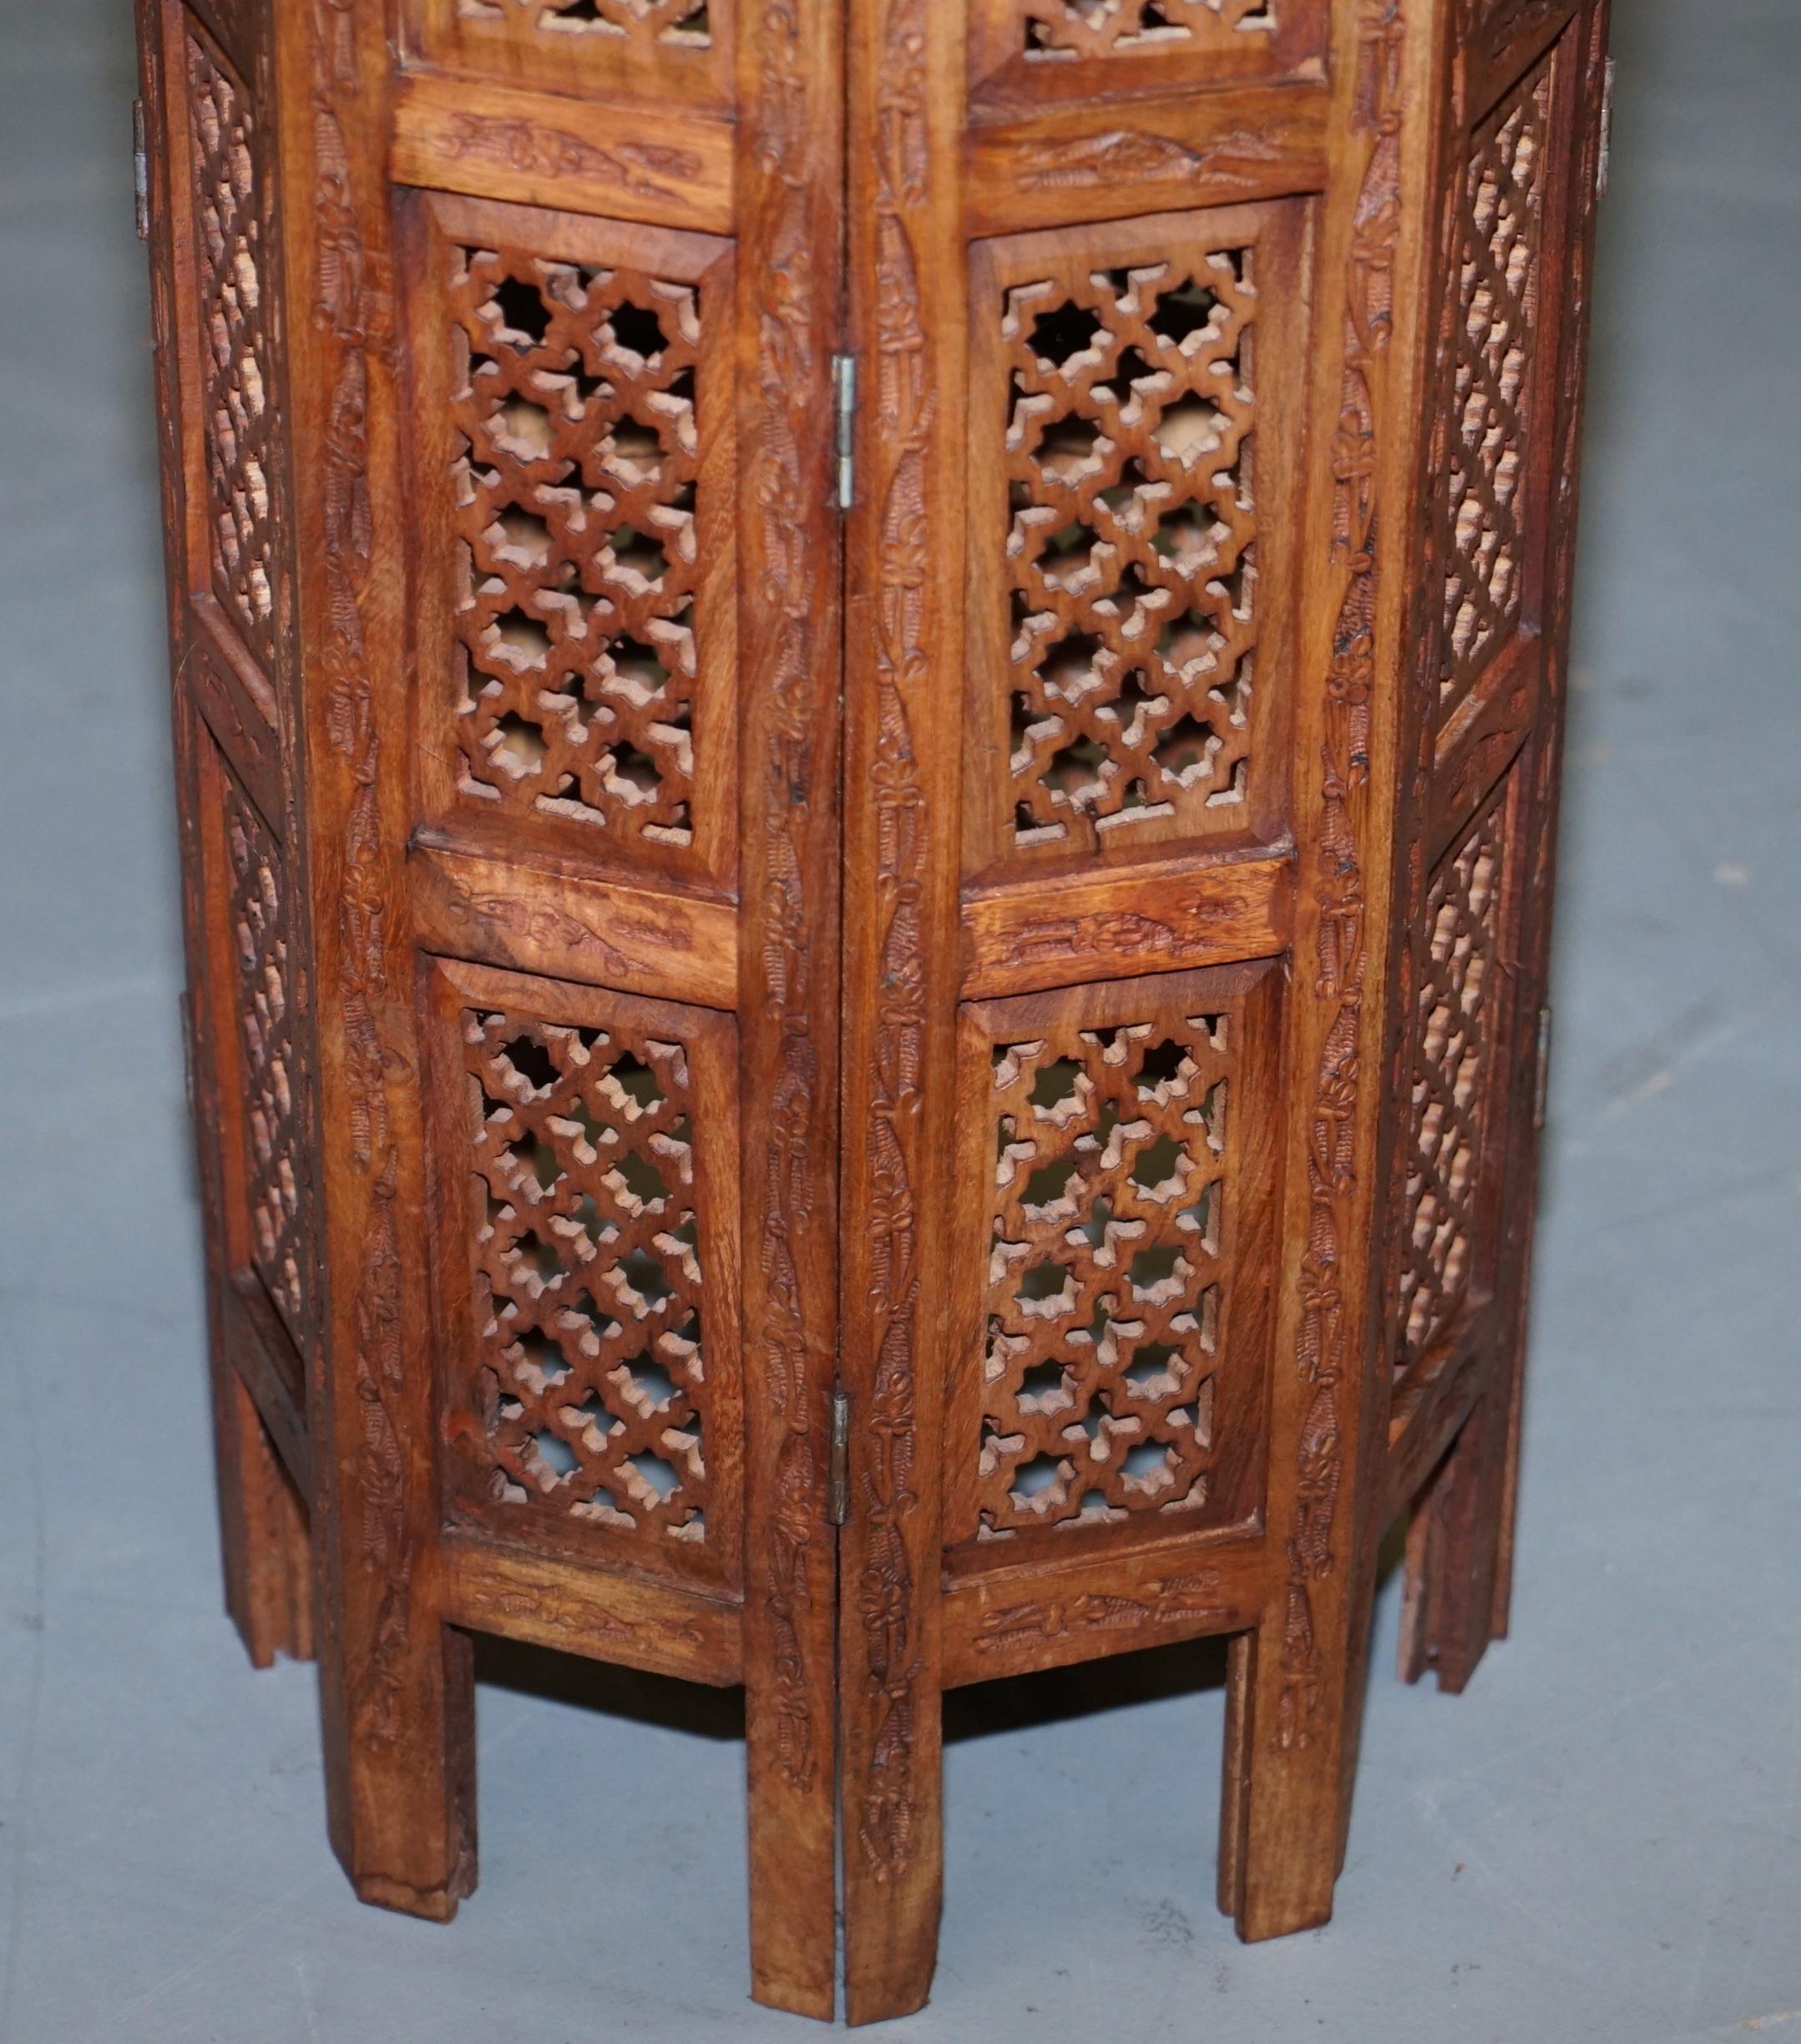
[135,0,1610,2021]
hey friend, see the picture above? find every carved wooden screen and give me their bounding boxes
[834,0,1352,2018]
[144,0,319,1484]
[1387,8,1592,1429]
[1384,3,1611,1702]
[137,0,1611,2021]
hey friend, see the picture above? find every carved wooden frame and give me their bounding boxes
[135,0,1612,2021]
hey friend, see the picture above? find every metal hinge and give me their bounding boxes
[1596,58,1616,200]
[832,353,857,511]
[134,99,149,241]
[1532,1003,1554,1131]
[827,1389,851,1525]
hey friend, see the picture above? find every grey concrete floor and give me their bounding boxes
[3,3,1798,2039]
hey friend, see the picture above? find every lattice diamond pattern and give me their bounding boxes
[186,33,281,681]
[464,1006,711,1543]
[1023,0,1274,58]
[979,1013,1232,1535]
[223,779,310,1348]
[1396,794,1505,1373]
[457,0,713,46]
[1002,251,1258,850]
[449,244,703,846]
[1439,64,1553,721]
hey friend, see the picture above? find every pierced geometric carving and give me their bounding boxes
[1396,783,1509,1374]
[447,239,712,848]
[222,775,311,1349]
[458,994,719,1549]
[185,31,282,686]
[1022,0,1275,58]
[456,0,714,45]
[1439,57,1554,722]
[997,245,1260,853]
[976,1004,1241,1536]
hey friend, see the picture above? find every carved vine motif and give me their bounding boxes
[1276,0,1404,1756]
[1020,0,1275,60]
[456,1003,715,1542]
[999,244,1260,852]
[751,0,823,1794]
[1439,59,1553,724]
[856,0,931,1885]
[222,774,312,1349]
[456,0,713,46]
[438,113,703,204]
[973,1569,1228,1653]
[446,240,707,847]
[185,31,283,685]
[1014,127,1285,193]
[1394,789,1505,1373]
[310,0,410,1744]
[977,1013,1233,1535]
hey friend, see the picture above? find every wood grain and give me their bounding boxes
[135,0,1611,2016]
[392,71,733,235]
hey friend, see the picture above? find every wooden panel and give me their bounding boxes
[404,0,734,113]
[438,1528,744,1683]
[1465,0,1581,128]
[1221,0,1448,1946]
[1432,40,1561,736]
[409,832,738,1009]
[1384,1308,1488,1516]
[943,1527,1263,1684]
[962,843,1291,997]
[964,200,1308,875]
[1429,629,1536,866]
[186,603,284,847]
[275,0,478,1919]
[177,17,287,694]
[392,71,733,236]
[399,190,737,891]
[224,1270,313,1498]
[190,720,318,1414]
[965,81,1330,236]
[969,0,1326,114]
[944,959,1282,1560]
[837,0,969,2018]
[1392,769,1521,1386]
[422,954,744,1595]
[731,3,847,2016]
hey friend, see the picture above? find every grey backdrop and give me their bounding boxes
[3,3,1797,2039]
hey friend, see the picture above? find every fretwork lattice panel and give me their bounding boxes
[955,964,1278,1548]
[458,0,712,43]
[1439,53,1556,726]
[968,205,1303,872]
[1395,775,1515,1378]
[409,0,731,107]
[222,772,311,1352]
[444,230,722,855]
[968,0,1318,107]
[185,28,282,689]
[1022,0,1274,58]
[428,961,741,1586]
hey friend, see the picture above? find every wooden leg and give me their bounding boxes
[316,1598,478,1924]
[742,1530,838,2018]
[213,1365,312,1669]
[1399,1390,1510,1694]
[1221,1566,1381,1942]
[841,1669,943,2027]
[312,1176,478,1927]
[1217,1631,1255,1917]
